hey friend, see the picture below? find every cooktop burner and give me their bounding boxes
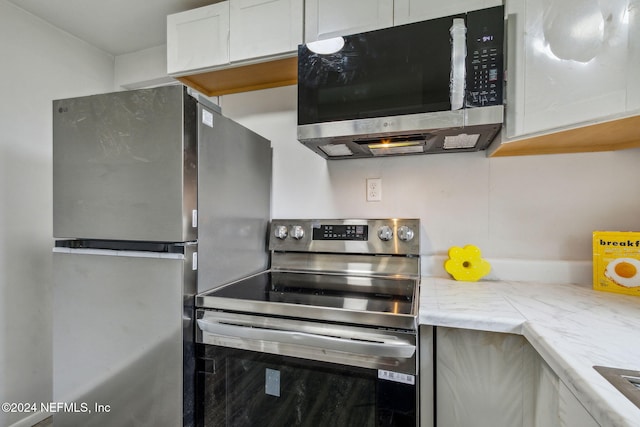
[197,270,418,330]
[199,270,415,314]
[197,219,421,330]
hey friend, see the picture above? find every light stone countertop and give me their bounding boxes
[419,277,640,427]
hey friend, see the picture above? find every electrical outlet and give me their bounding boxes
[366,178,382,201]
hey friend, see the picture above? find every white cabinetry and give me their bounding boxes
[559,382,601,427]
[420,326,434,427]
[394,0,502,25]
[435,327,533,427]
[434,327,601,427]
[304,0,505,41]
[230,0,303,62]
[167,0,302,75]
[167,2,230,74]
[504,0,635,139]
[304,0,393,42]
[627,0,640,111]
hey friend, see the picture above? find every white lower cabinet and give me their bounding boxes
[529,348,561,427]
[432,327,600,427]
[435,327,533,427]
[530,352,600,427]
[558,382,601,427]
[420,326,435,427]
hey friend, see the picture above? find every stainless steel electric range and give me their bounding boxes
[195,219,421,427]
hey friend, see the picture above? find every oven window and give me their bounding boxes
[196,345,416,427]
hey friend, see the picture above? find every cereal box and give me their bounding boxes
[593,231,640,296]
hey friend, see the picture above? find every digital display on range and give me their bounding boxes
[312,224,368,241]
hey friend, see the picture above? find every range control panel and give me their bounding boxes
[313,224,368,241]
[269,219,420,255]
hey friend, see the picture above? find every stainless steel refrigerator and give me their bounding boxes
[52,85,272,426]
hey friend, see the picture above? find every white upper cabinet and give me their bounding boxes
[627,0,640,111]
[304,0,502,41]
[230,0,303,62]
[167,2,230,75]
[504,0,634,139]
[304,0,393,42]
[167,0,303,75]
[394,0,502,25]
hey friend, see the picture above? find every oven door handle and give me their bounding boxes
[197,319,416,359]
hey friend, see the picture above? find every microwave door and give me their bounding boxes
[298,14,463,125]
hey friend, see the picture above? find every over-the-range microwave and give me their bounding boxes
[297,6,505,159]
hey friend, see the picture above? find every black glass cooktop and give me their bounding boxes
[197,271,417,318]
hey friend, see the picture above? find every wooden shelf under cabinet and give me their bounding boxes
[490,114,640,156]
[175,56,298,97]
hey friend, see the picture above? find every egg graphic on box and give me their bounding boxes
[605,258,640,288]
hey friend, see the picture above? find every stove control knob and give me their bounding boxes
[398,225,415,242]
[290,225,305,240]
[273,225,288,240]
[378,225,393,241]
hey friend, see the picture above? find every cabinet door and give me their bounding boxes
[559,382,600,427]
[529,346,562,427]
[436,327,531,427]
[420,326,434,427]
[230,0,303,62]
[394,0,502,25]
[304,0,393,42]
[167,2,230,75]
[505,0,629,138]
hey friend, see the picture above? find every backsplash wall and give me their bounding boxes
[220,85,640,283]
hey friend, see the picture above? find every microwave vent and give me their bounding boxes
[443,133,480,150]
[319,143,354,157]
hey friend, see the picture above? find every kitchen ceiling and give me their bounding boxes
[7,0,216,55]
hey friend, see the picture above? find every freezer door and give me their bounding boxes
[52,246,197,427]
[197,108,272,291]
[53,85,197,242]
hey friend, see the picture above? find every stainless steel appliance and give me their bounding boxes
[297,6,505,159]
[52,85,272,426]
[195,219,422,426]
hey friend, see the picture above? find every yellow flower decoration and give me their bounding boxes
[444,244,491,282]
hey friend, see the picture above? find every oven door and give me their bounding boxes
[195,310,418,427]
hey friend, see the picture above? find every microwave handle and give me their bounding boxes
[450,18,467,110]
[197,318,416,359]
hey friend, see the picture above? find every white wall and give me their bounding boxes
[0,2,114,426]
[219,85,640,284]
[114,44,174,90]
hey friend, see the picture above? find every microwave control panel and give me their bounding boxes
[465,6,504,108]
